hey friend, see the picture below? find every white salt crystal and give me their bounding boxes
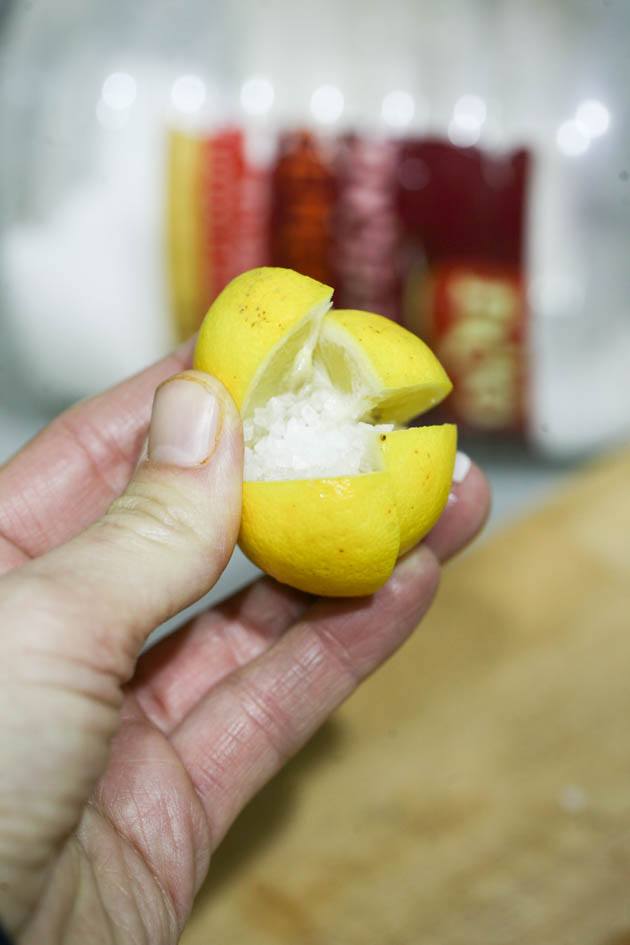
[244,363,394,482]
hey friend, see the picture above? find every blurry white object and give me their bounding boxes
[309,84,345,126]
[0,1,235,408]
[3,157,171,400]
[0,56,179,404]
[0,0,628,456]
[524,1,630,458]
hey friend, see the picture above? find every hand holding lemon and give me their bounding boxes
[0,274,486,943]
[195,267,458,595]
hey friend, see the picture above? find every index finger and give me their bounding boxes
[0,338,194,568]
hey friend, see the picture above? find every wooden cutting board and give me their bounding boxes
[182,449,630,945]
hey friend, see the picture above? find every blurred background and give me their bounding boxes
[1,2,630,942]
[2,0,629,609]
[1,0,628,511]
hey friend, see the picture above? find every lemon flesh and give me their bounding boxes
[195,267,456,596]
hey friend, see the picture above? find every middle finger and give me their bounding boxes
[131,578,311,731]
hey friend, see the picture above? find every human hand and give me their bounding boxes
[0,342,489,943]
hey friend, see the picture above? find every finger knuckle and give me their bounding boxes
[102,479,210,556]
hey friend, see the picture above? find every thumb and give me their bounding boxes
[0,371,242,932]
[18,370,243,675]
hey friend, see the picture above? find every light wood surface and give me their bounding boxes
[182,449,630,945]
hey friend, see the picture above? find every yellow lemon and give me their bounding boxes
[195,267,456,596]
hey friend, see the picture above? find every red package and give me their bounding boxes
[270,130,337,285]
[201,128,271,301]
[333,135,403,321]
[427,262,527,432]
[167,126,270,340]
[398,139,531,434]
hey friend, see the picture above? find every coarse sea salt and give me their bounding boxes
[244,366,393,482]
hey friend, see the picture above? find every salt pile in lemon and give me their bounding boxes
[244,364,395,482]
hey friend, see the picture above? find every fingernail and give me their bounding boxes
[395,543,435,577]
[452,451,472,484]
[149,376,221,467]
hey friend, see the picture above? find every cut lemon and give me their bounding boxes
[195,267,456,596]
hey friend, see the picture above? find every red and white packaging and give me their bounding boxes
[201,127,271,301]
[270,130,337,286]
[332,135,403,321]
[398,139,531,434]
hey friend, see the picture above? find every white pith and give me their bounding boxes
[244,363,394,482]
